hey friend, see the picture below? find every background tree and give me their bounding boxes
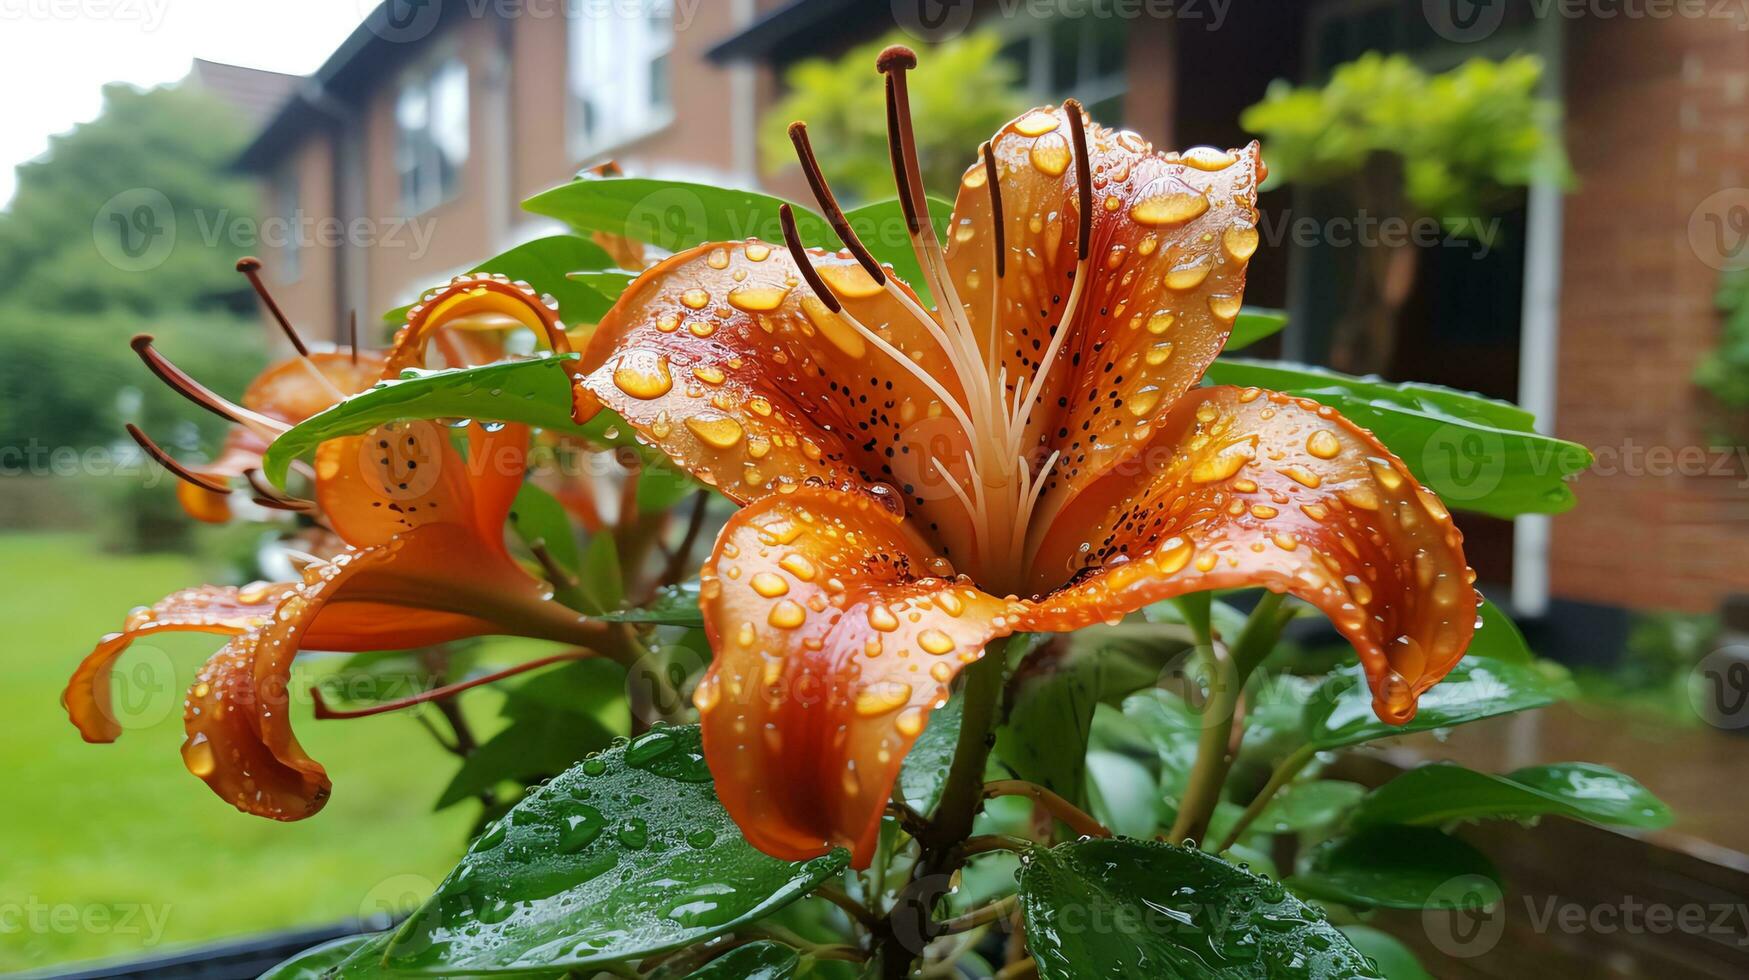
[759,31,1028,203]
[1241,53,1571,375]
[0,82,264,457]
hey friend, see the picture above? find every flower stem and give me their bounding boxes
[983,779,1109,839]
[1167,592,1288,845]
[924,636,1012,849]
[1213,743,1315,854]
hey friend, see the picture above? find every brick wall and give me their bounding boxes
[1551,13,1749,612]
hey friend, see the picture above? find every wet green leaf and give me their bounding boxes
[1203,358,1591,517]
[1302,657,1570,751]
[1224,307,1288,351]
[257,934,379,979]
[1291,826,1502,910]
[387,724,848,974]
[261,356,614,485]
[525,177,835,254]
[1209,780,1366,842]
[678,940,800,979]
[1350,761,1671,830]
[1336,926,1433,980]
[383,235,616,325]
[898,693,962,816]
[599,579,705,626]
[1018,839,1381,979]
[508,483,580,576]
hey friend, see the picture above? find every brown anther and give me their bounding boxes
[129,333,282,432]
[125,423,230,494]
[1063,99,1093,261]
[251,496,313,513]
[981,141,1006,277]
[347,310,360,365]
[875,44,917,74]
[883,74,922,235]
[245,468,312,508]
[779,204,843,314]
[788,121,887,285]
[237,255,310,357]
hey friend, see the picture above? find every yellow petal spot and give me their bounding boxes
[1155,536,1193,575]
[1279,465,1322,489]
[1368,458,1405,490]
[656,312,680,333]
[706,247,730,269]
[1341,486,1381,511]
[1306,429,1342,460]
[1181,146,1238,171]
[868,606,899,632]
[1131,190,1209,226]
[1272,533,1299,551]
[1030,132,1071,177]
[680,288,710,310]
[918,629,955,655]
[1223,224,1260,262]
[936,591,964,616]
[688,320,718,338]
[612,354,672,400]
[750,572,789,598]
[895,706,927,737]
[962,166,988,189]
[779,553,817,581]
[728,284,790,313]
[1014,109,1061,136]
[1208,293,1242,322]
[1146,311,1176,335]
[693,364,725,385]
[1250,504,1279,519]
[768,599,806,629]
[1128,386,1163,417]
[744,242,772,261]
[1145,341,1174,366]
[1165,256,1213,291]
[854,682,912,718]
[746,434,771,459]
[817,263,883,299]
[1192,443,1252,483]
[685,413,745,449]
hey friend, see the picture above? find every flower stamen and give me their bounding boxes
[238,256,348,403]
[129,334,288,437]
[125,423,230,494]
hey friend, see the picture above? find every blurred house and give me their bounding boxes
[234,0,1749,619]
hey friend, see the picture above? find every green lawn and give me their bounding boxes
[0,532,486,972]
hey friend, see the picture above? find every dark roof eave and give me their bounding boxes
[706,0,860,64]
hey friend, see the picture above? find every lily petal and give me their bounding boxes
[942,105,1262,514]
[64,582,292,742]
[578,241,981,562]
[694,486,1014,866]
[314,421,529,552]
[1025,386,1475,724]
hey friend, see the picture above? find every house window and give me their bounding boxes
[395,55,469,215]
[568,0,674,157]
[994,12,1128,123]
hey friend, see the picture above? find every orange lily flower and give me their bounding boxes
[68,280,601,820]
[575,48,1476,866]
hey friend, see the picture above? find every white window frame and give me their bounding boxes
[567,0,676,160]
[986,8,1128,118]
[274,163,301,284]
[395,47,470,217]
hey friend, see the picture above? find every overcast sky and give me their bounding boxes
[0,0,369,207]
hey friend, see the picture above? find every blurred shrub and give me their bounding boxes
[1694,268,1749,429]
[760,31,1028,202]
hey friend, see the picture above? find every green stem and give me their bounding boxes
[1213,743,1315,854]
[923,636,1012,849]
[1167,593,1289,845]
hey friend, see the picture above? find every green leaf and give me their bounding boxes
[1290,826,1502,910]
[568,268,637,297]
[388,724,848,974]
[1224,307,1289,351]
[525,177,831,253]
[1084,749,1162,838]
[1350,761,1672,830]
[258,934,380,979]
[1019,839,1381,979]
[679,941,799,979]
[383,235,616,325]
[898,693,962,816]
[1468,598,1533,663]
[599,579,705,626]
[262,356,599,485]
[508,483,581,575]
[1336,926,1433,980]
[1209,780,1366,842]
[1302,656,1571,751]
[1122,689,1206,803]
[437,664,620,810]
[995,624,1192,805]
[1204,358,1591,517]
